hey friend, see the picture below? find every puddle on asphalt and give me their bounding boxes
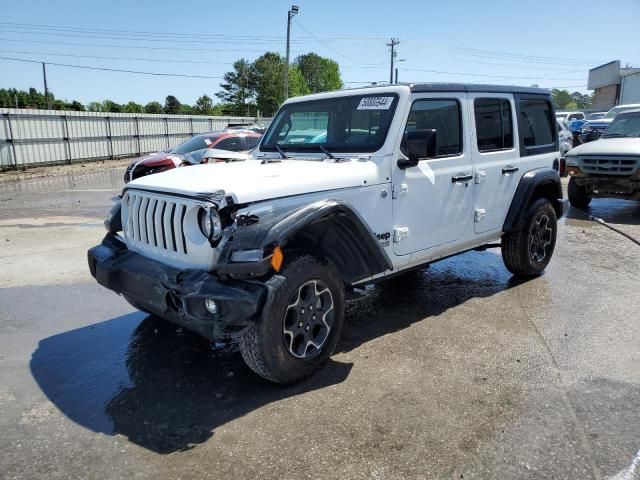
[30,249,540,453]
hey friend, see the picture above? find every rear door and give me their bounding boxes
[469,95,520,234]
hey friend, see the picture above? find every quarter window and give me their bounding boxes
[214,137,244,152]
[402,99,462,157]
[474,98,513,152]
[520,100,554,147]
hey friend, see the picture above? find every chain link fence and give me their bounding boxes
[0,108,271,170]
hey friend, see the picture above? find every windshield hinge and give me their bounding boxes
[392,183,408,199]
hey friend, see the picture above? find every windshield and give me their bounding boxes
[261,94,399,154]
[602,112,640,137]
[170,135,214,155]
[603,105,640,120]
[556,113,568,120]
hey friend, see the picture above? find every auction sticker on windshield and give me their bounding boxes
[357,97,394,110]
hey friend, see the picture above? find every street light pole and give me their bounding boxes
[284,5,299,101]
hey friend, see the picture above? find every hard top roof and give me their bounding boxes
[408,82,549,95]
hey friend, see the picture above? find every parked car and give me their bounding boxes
[586,112,607,121]
[556,111,585,123]
[557,118,573,155]
[124,130,261,183]
[581,104,640,142]
[90,83,566,383]
[565,109,640,207]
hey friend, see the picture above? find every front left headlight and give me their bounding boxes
[198,207,222,242]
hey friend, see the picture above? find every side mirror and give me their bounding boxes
[398,129,437,169]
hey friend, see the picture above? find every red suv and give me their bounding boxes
[124,130,261,183]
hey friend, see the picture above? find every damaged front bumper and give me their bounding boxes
[88,234,270,341]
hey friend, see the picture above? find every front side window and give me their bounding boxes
[520,100,554,147]
[474,98,513,152]
[261,94,398,154]
[245,136,260,150]
[401,99,462,157]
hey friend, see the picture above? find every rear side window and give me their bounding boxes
[519,100,555,148]
[474,98,513,152]
[402,99,462,157]
[214,137,244,151]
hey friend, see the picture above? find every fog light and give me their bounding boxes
[204,298,218,315]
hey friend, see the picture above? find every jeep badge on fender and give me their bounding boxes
[88,83,567,384]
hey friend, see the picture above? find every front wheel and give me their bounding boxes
[238,255,345,384]
[568,176,591,209]
[501,198,558,278]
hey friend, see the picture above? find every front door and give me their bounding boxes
[392,94,474,256]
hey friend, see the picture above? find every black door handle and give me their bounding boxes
[502,166,519,174]
[451,174,473,183]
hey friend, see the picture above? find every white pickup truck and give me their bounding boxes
[89,83,567,383]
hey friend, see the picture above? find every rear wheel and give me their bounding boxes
[238,255,345,384]
[501,198,558,278]
[568,176,591,208]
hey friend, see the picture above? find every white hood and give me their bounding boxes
[127,158,382,203]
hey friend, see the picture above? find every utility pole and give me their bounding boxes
[42,62,51,110]
[395,68,398,85]
[284,5,299,101]
[387,38,400,84]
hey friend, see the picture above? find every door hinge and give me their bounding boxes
[392,183,408,199]
[474,208,486,222]
[475,171,487,184]
[393,226,409,243]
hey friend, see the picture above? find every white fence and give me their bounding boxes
[0,108,270,170]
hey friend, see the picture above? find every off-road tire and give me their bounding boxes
[238,255,345,384]
[501,198,558,278]
[568,176,591,208]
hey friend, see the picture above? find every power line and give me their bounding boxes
[398,66,584,81]
[0,56,224,79]
[0,49,236,66]
[0,37,285,54]
[292,20,386,66]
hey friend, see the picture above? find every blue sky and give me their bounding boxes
[1,0,639,106]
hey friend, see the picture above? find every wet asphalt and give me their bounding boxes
[0,164,639,480]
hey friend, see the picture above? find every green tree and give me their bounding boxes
[123,101,143,113]
[179,104,194,115]
[144,101,163,114]
[570,92,592,109]
[87,101,103,112]
[216,59,256,116]
[551,89,574,110]
[66,100,85,111]
[294,53,343,93]
[251,52,307,115]
[194,94,214,114]
[101,100,122,113]
[164,95,181,114]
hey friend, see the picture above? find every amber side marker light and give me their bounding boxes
[271,246,284,272]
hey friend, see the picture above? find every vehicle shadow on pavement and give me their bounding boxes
[31,251,523,455]
[339,250,525,353]
[30,313,353,454]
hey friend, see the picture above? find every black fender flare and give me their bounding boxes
[503,168,566,232]
[216,199,393,284]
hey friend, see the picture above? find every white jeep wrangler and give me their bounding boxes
[89,83,567,383]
